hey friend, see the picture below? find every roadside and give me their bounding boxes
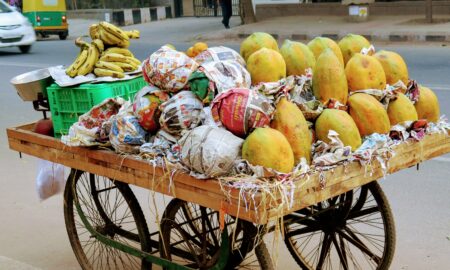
[0,256,41,270]
[198,15,450,43]
[64,17,242,44]
[64,15,450,45]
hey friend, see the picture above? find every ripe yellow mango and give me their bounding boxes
[247,48,286,85]
[280,39,316,76]
[312,48,348,105]
[315,109,362,151]
[307,37,344,66]
[348,93,390,136]
[271,97,312,164]
[240,32,279,62]
[414,86,440,123]
[338,34,372,65]
[242,127,295,173]
[387,93,418,125]
[345,53,386,91]
[374,50,409,88]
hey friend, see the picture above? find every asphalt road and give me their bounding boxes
[0,20,449,270]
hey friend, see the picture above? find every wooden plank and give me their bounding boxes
[6,123,450,224]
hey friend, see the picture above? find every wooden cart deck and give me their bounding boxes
[7,122,450,224]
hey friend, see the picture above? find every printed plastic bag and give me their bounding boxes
[179,126,244,178]
[194,46,246,66]
[61,98,124,146]
[159,91,204,136]
[189,60,251,104]
[36,159,66,201]
[142,46,199,93]
[133,85,170,133]
[109,104,147,154]
[211,88,274,137]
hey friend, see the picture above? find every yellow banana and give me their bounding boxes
[91,39,104,53]
[117,38,130,48]
[99,27,122,46]
[125,56,141,67]
[99,21,129,42]
[95,61,123,73]
[100,52,128,63]
[103,47,134,57]
[74,37,89,48]
[94,68,125,78]
[78,44,99,76]
[89,24,100,39]
[66,48,89,77]
[108,62,136,72]
[125,30,140,39]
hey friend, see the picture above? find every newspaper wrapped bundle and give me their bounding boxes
[142,46,199,93]
[211,88,274,137]
[133,85,170,133]
[109,105,147,154]
[194,46,246,67]
[179,126,244,178]
[61,98,123,146]
[189,60,251,103]
[159,91,204,137]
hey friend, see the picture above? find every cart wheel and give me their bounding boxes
[283,181,395,270]
[160,198,273,269]
[64,170,152,270]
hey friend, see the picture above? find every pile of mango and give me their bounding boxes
[239,32,440,173]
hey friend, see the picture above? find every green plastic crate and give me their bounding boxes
[47,76,146,137]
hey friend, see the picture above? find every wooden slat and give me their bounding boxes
[6,123,450,224]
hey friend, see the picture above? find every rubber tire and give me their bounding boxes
[64,170,152,270]
[19,45,31,54]
[254,241,274,270]
[59,32,68,40]
[284,181,396,270]
[160,198,268,269]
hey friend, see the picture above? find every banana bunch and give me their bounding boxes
[66,39,103,78]
[89,22,140,48]
[66,22,141,79]
[94,47,142,78]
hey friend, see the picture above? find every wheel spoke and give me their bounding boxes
[285,224,323,238]
[352,186,368,212]
[338,228,381,264]
[286,214,321,228]
[316,233,333,270]
[347,206,379,220]
[331,234,348,270]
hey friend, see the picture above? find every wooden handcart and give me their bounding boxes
[7,122,450,270]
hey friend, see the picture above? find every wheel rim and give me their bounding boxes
[160,199,262,269]
[64,171,150,270]
[284,182,394,270]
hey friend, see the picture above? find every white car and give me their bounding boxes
[0,0,36,53]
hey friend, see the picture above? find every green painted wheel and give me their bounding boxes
[159,198,273,269]
[64,170,152,270]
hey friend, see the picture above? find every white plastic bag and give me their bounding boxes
[36,159,66,201]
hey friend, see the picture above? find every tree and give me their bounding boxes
[240,0,256,24]
[425,0,432,23]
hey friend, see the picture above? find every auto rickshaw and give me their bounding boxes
[22,0,68,40]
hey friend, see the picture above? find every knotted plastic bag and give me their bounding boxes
[159,91,204,137]
[194,46,246,66]
[142,46,199,93]
[133,85,170,133]
[109,104,147,154]
[179,126,244,178]
[211,88,274,137]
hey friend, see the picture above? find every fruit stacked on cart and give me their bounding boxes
[55,30,447,181]
[46,22,143,87]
